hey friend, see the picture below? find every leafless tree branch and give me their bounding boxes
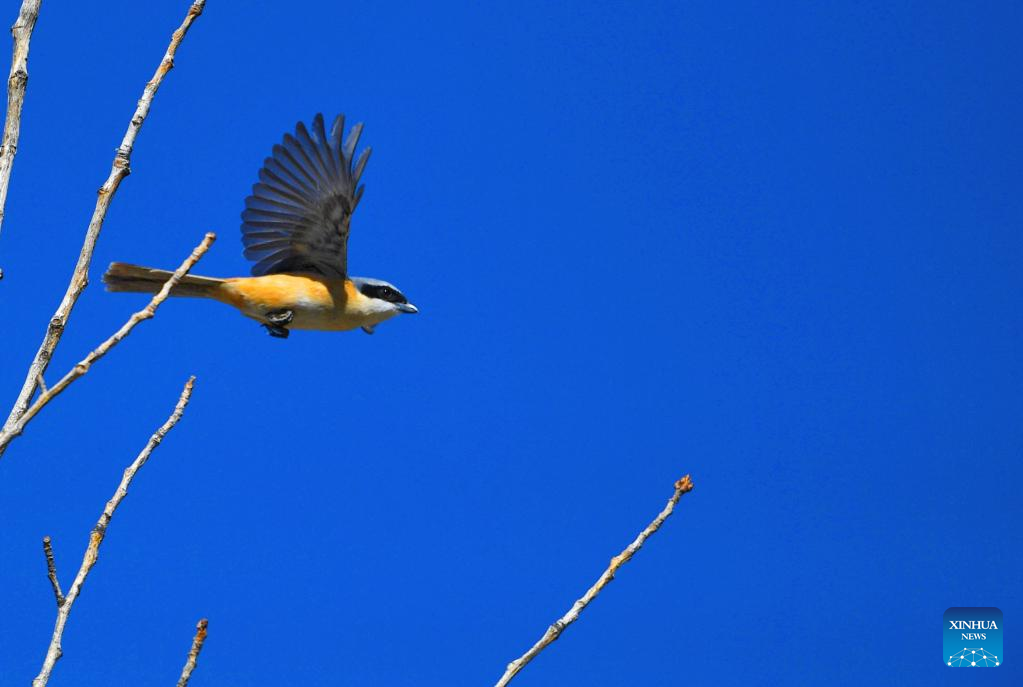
[0,0,41,275]
[41,536,64,608]
[32,377,197,687]
[0,231,215,456]
[176,618,209,687]
[494,474,695,687]
[0,0,206,458]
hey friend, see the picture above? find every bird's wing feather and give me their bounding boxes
[241,114,371,278]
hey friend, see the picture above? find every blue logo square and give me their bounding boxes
[944,607,1002,667]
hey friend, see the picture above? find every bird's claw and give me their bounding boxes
[263,323,290,339]
[265,309,294,325]
[263,310,293,338]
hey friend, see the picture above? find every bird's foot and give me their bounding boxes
[263,309,293,338]
[361,325,376,335]
[263,323,290,339]
[265,309,294,325]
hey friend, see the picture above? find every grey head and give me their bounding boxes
[351,276,418,314]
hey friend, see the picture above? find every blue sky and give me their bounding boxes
[1,1,1020,685]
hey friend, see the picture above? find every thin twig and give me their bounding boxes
[41,536,64,608]
[32,377,197,687]
[0,0,205,457]
[0,0,41,276]
[176,618,209,687]
[0,232,214,456]
[494,475,695,687]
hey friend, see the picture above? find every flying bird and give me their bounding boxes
[103,113,417,338]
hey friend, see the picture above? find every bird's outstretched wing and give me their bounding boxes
[241,114,371,278]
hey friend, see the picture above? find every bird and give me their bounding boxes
[103,113,417,339]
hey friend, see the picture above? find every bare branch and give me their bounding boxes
[494,475,695,687]
[41,536,64,608]
[0,231,214,456]
[176,618,209,687]
[0,0,41,275]
[32,377,197,687]
[1,0,206,456]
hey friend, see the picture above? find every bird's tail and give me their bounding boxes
[103,262,225,299]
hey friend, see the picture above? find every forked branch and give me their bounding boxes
[32,377,197,687]
[494,475,695,687]
[1,0,206,457]
[0,232,215,455]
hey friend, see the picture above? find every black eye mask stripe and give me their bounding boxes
[359,283,407,304]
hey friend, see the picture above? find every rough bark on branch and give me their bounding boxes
[176,618,209,687]
[494,475,695,687]
[41,536,64,608]
[0,0,41,274]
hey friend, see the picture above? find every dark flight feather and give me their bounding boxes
[241,113,371,278]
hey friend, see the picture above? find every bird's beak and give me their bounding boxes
[395,302,418,314]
